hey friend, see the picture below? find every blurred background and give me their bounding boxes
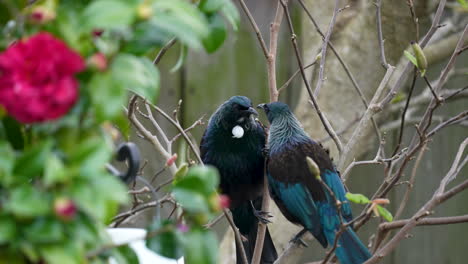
[126,1,467,263]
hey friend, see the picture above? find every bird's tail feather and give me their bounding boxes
[333,227,371,264]
[236,225,277,264]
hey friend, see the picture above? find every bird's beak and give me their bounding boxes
[248,106,258,116]
[257,103,266,110]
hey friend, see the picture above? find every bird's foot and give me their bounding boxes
[253,209,273,224]
[290,229,308,247]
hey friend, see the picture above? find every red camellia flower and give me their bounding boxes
[0,32,85,123]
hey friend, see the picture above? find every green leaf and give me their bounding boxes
[125,21,173,54]
[199,0,224,13]
[376,205,393,222]
[13,140,52,178]
[68,137,113,179]
[40,242,82,264]
[173,166,219,196]
[184,229,218,264]
[0,216,16,244]
[146,220,183,259]
[173,163,189,184]
[112,245,139,264]
[202,13,227,53]
[345,192,370,204]
[172,188,210,213]
[88,72,126,122]
[150,0,209,49]
[221,0,240,31]
[44,155,67,186]
[83,0,136,31]
[111,54,160,102]
[457,0,468,9]
[0,142,14,185]
[170,44,187,73]
[24,218,65,243]
[390,92,406,104]
[404,50,418,68]
[2,117,24,150]
[6,185,50,218]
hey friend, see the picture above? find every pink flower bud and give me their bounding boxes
[29,6,56,24]
[54,197,77,221]
[219,195,230,209]
[177,223,189,233]
[87,53,108,72]
[166,154,178,167]
[92,30,104,38]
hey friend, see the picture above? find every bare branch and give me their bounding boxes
[153,38,177,65]
[237,0,269,59]
[313,0,340,97]
[375,0,388,69]
[280,0,343,153]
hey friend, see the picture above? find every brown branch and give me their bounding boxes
[380,215,468,231]
[312,0,340,97]
[392,69,417,156]
[224,209,249,264]
[378,0,447,107]
[278,61,317,94]
[153,38,177,65]
[375,0,388,69]
[281,0,343,153]
[252,2,286,262]
[148,101,203,164]
[237,0,269,59]
[365,138,468,263]
[338,66,395,171]
[298,0,383,143]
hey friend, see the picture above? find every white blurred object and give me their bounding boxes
[107,228,184,264]
[232,125,244,138]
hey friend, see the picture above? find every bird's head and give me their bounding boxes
[257,101,292,124]
[213,95,258,129]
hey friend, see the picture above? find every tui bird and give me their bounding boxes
[200,96,277,264]
[258,102,371,264]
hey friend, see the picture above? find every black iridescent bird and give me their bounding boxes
[200,96,277,264]
[258,102,371,264]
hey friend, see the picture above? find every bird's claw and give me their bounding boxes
[253,209,273,224]
[290,229,308,247]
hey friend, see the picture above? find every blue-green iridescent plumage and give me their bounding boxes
[200,96,277,264]
[259,101,370,264]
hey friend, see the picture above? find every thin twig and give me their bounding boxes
[378,0,447,107]
[298,0,383,143]
[251,1,286,261]
[338,67,395,171]
[281,0,343,153]
[380,214,468,231]
[313,0,340,97]
[278,61,317,94]
[375,0,388,69]
[237,0,269,59]
[224,209,249,264]
[153,38,177,64]
[366,138,468,263]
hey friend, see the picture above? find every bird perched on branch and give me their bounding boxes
[200,96,277,264]
[258,102,371,264]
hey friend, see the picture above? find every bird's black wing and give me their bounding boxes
[267,143,328,247]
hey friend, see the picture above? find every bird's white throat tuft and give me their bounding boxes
[232,125,244,138]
